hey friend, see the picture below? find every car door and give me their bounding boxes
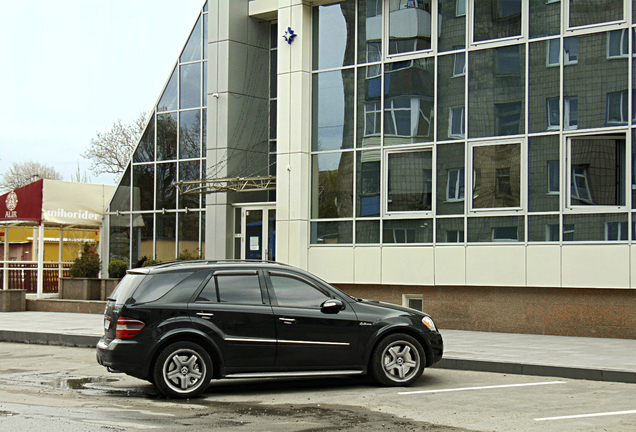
[189,269,277,370]
[266,270,360,369]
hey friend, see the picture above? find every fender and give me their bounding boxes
[361,322,429,366]
[148,327,225,374]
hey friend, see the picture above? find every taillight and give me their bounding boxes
[115,317,145,338]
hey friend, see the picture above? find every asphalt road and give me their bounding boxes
[0,342,634,431]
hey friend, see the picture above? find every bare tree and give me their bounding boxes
[0,161,63,192]
[82,111,147,177]
[70,162,91,183]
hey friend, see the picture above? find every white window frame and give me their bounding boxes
[546,39,560,67]
[446,229,465,242]
[605,221,628,240]
[446,167,465,201]
[469,0,527,46]
[402,294,423,311]
[364,101,382,137]
[565,0,628,31]
[453,51,466,76]
[449,106,465,138]
[547,160,560,194]
[606,90,633,125]
[383,146,435,217]
[607,28,630,59]
[456,0,466,17]
[491,226,519,242]
[546,37,579,67]
[547,97,560,129]
[384,97,433,138]
[564,37,578,65]
[564,97,578,130]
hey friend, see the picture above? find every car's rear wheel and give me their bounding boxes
[153,341,212,398]
[371,333,425,386]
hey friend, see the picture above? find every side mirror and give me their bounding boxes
[321,299,344,314]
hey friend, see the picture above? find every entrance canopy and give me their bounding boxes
[0,179,115,228]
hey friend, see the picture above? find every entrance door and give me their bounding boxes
[235,205,276,261]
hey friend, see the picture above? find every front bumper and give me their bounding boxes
[424,331,444,367]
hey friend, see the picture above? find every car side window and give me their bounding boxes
[269,275,331,308]
[216,274,263,305]
[195,276,218,302]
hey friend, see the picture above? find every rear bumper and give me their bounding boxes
[96,336,152,380]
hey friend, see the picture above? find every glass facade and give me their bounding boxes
[310,0,635,245]
[106,4,208,265]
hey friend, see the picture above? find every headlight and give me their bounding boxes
[422,316,437,331]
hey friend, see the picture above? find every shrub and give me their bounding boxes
[69,243,101,278]
[176,249,201,261]
[142,259,160,267]
[108,260,128,279]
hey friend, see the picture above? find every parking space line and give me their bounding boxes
[399,381,566,395]
[535,410,636,421]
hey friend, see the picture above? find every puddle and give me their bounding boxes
[0,410,18,417]
[47,376,120,390]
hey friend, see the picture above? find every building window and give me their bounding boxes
[571,165,593,204]
[606,90,634,125]
[495,102,522,136]
[547,160,559,194]
[606,221,628,240]
[446,168,465,201]
[456,0,466,16]
[384,97,433,138]
[547,97,578,130]
[449,107,465,138]
[607,29,632,59]
[365,101,382,136]
[494,0,521,20]
[547,37,578,66]
[547,223,574,241]
[367,42,381,77]
[366,0,383,18]
[391,228,416,243]
[403,294,423,311]
[492,226,518,241]
[495,46,521,76]
[453,51,466,76]
[387,150,433,213]
[446,229,465,242]
[472,143,521,209]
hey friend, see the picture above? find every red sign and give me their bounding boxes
[0,180,43,223]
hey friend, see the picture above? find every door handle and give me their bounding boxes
[279,317,296,324]
[196,312,214,320]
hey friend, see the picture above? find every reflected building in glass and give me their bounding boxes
[101,0,636,337]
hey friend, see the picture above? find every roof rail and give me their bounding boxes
[140,259,293,269]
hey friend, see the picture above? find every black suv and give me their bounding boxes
[96,261,443,398]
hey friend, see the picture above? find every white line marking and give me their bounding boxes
[535,410,636,421]
[399,381,566,395]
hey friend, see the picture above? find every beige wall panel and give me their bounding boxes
[434,246,466,286]
[275,219,290,264]
[289,71,311,154]
[354,247,382,284]
[562,245,629,288]
[276,153,290,222]
[277,6,292,75]
[466,245,526,286]
[288,220,310,270]
[289,152,310,220]
[382,247,434,285]
[277,72,291,154]
[308,246,354,283]
[527,245,561,287]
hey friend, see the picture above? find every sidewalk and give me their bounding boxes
[0,311,634,384]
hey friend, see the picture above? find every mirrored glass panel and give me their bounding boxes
[179,160,201,210]
[528,214,560,241]
[180,15,202,63]
[157,113,178,161]
[384,59,434,145]
[179,109,201,159]
[311,152,354,218]
[437,143,465,215]
[356,219,380,243]
[358,65,382,149]
[388,0,432,55]
[357,150,381,217]
[528,135,560,212]
[468,216,524,242]
[474,0,522,43]
[472,143,521,209]
[563,213,628,241]
[156,162,177,210]
[109,214,130,265]
[439,0,467,52]
[158,66,178,112]
[312,69,355,151]
[530,0,560,38]
[133,164,154,211]
[383,219,433,243]
[437,53,465,141]
[111,167,131,212]
[180,63,201,110]
[178,212,200,258]
[569,0,623,28]
[313,2,355,70]
[563,33,627,130]
[469,46,525,138]
[359,0,383,65]
[134,114,155,163]
[436,217,465,242]
[528,40,561,134]
[310,221,353,244]
[569,138,626,207]
[387,150,433,213]
[156,213,176,261]
[133,214,154,263]
[632,134,636,209]
[203,13,208,60]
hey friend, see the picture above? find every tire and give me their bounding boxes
[153,341,212,398]
[370,333,425,387]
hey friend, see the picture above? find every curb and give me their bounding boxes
[435,357,635,384]
[0,330,100,348]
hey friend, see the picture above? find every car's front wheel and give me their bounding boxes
[153,341,212,398]
[370,333,425,386]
